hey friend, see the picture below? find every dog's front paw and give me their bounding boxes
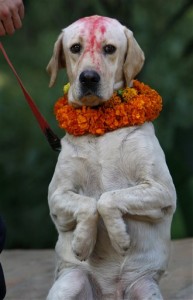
[72,233,95,261]
[109,231,131,256]
[98,193,131,256]
[71,215,98,261]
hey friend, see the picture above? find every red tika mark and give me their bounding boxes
[100,25,106,34]
[78,16,108,57]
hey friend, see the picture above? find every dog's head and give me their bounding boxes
[47,15,145,107]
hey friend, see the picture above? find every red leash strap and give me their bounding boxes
[0,42,61,152]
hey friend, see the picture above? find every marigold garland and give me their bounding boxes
[54,80,162,136]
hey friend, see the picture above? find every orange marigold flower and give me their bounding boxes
[122,87,138,102]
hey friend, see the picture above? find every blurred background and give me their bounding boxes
[0,0,192,248]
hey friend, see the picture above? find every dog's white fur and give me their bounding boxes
[46,16,176,300]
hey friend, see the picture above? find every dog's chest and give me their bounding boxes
[62,129,137,198]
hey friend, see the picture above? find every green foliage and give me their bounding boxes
[0,0,192,248]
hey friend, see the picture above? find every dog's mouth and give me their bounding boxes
[79,93,103,107]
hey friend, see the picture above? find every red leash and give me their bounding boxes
[0,42,61,151]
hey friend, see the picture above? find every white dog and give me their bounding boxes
[46,16,176,300]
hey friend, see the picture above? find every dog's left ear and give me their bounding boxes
[47,32,66,87]
[123,28,145,86]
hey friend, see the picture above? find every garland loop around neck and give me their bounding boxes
[54,80,162,136]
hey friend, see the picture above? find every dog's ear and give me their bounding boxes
[46,32,66,87]
[123,28,145,86]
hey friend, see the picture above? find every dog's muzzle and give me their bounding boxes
[79,70,100,97]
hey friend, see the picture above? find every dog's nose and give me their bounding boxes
[79,70,100,87]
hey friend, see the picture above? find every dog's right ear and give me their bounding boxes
[46,32,66,87]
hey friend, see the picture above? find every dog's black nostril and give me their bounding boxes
[79,70,100,86]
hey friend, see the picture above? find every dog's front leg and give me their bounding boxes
[49,188,98,261]
[97,180,176,255]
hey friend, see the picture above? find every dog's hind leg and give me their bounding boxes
[47,268,95,300]
[124,278,163,300]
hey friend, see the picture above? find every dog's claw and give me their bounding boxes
[72,249,86,261]
[123,246,129,251]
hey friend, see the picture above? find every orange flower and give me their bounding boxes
[122,87,138,102]
[54,80,162,136]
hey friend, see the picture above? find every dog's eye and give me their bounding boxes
[70,43,82,54]
[103,44,116,55]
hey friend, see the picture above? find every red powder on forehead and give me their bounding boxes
[76,16,110,67]
[78,15,110,26]
[79,16,108,50]
[78,16,108,44]
[100,25,106,34]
